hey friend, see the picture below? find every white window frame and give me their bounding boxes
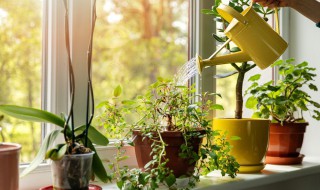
[21,1,312,190]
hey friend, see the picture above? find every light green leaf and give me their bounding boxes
[113,85,122,97]
[211,104,224,110]
[245,97,258,109]
[230,136,241,141]
[0,105,65,127]
[248,74,261,82]
[20,129,61,177]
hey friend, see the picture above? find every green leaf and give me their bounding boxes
[0,105,65,127]
[212,34,225,42]
[230,47,241,52]
[245,97,258,109]
[114,85,122,97]
[20,129,61,177]
[201,9,215,15]
[248,74,261,82]
[45,143,67,160]
[75,125,109,146]
[116,181,124,189]
[165,173,176,187]
[82,138,111,182]
[211,104,224,110]
[309,83,318,91]
[230,136,241,141]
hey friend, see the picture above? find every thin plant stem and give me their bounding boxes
[63,0,76,148]
[85,0,97,146]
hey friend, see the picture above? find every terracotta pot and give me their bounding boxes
[266,122,307,165]
[133,130,204,177]
[51,152,94,190]
[213,118,270,173]
[0,143,21,190]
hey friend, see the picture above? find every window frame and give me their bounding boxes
[19,0,292,189]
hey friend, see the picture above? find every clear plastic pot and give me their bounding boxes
[51,152,94,190]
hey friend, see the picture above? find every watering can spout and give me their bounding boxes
[196,51,251,75]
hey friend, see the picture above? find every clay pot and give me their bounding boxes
[266,122,307,165]
[133,130,204,177]
[0,143,21,190]
[51,152,94,190]
[213,118,270,173]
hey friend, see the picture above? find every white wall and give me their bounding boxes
[288,9,320,157]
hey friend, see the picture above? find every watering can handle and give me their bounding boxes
[216,4,249,25]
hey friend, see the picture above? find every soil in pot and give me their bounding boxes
[133,130,204,177]
[51,152,94,190]
[266,122,307,165]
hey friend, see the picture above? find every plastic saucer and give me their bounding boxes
[39,184,102,190]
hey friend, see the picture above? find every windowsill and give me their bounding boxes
[20,145,320,190]
[92,157,320,190]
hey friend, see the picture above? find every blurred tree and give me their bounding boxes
[0,0,42,162]
[92,0,188,105]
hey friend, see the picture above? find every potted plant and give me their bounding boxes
[0,115,22,190]
[246,59,320,164]
[97,78,239,189]
[0,0,110,189]
[200,0,276,173]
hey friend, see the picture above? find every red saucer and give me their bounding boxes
[266,154,305,165]
[39,184,102,190]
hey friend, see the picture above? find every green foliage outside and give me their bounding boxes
[1,0,189,162]
[0,0,42,163]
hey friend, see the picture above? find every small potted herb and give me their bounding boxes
[0,0,110,189]
[97,78,239,189]
[246,59,320,164]
[200,0,275,173]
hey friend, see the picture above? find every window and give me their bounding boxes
[0,0,42,163]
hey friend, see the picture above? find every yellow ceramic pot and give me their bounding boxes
[213,118,270,173]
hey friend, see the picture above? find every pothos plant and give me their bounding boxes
[245,59,320,124]
[97,78,239,190]
[0,0,110,182]
[202,0,276,119]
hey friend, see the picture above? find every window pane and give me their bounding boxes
[92,0,188,135]
[0,0,42,163]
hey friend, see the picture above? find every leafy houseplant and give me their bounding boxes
[0,0,110,189]
[97,78,239,190]
[200,0,275,173]
[246,59,320,164]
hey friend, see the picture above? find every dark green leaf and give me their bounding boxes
[165,173,176,187]
[82,138,111,182]
[75,125,109,146]
[212,34,225,42]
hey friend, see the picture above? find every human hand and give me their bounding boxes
[252,0,291,8]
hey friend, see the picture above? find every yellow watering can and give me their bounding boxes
[197,3,288,74]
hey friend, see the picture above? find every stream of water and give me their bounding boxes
[175,57,198,85]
